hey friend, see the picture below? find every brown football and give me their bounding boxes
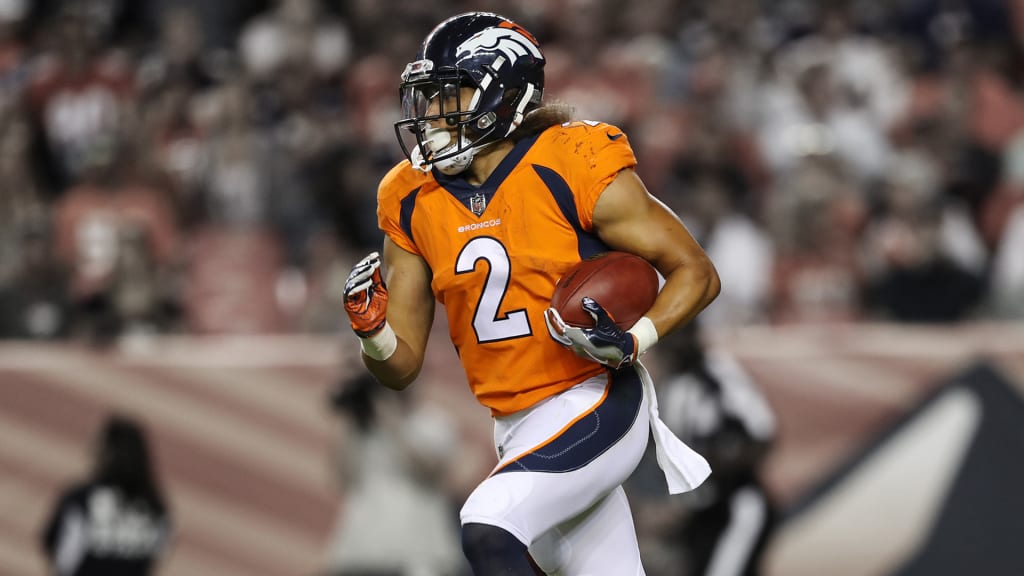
[550,252,659,329]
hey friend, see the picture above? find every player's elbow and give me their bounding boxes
[375,366,420,391]
[362,355,422,391]
[698,254,722,307]
[390,368,421,390]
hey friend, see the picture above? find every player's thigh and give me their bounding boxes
[460,368,649,545]
[529,486,646,576]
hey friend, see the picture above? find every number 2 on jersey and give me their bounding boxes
[455,237,532,343]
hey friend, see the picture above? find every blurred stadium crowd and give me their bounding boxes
[1,0,1023,345]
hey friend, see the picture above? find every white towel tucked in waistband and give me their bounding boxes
[636,361,712,494]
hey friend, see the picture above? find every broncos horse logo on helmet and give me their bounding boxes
[394,12,545,175]
[456,25,543,66]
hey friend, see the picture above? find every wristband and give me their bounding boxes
[627,316,659,357]
[359,321,397,361]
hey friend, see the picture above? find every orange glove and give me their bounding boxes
[344,252,389,338]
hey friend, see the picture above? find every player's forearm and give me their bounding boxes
[649,254,721,336]
[361,337,422,390]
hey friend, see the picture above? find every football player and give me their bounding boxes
[344,11,721,575]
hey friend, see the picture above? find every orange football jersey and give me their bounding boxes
[378,121,637,416]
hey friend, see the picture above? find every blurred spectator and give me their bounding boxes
[0,0,30,103]
[295,231,356,334]
[331,51,400,253]
[29,0,149,48]
[979,130,1024,251]
[26,4,136,193]
[0,215,71,339]
[134,0,266,53]
[768,158,867,323]
[180,74,307,333]
[673,164,774,330]
[137,77,208,227]
[0,93,45,283]
[891,29,1008,225]
[326,141,390,254]
[41,414,172,576]
[192,76,274,227]
[989,201,1024,318]
[50,137,181,342]
[322,372,465,576]
[985,130,1024,318]
[629,323,777,576]
[263,50,351,270]
[238,0,354,269]
[137,5,217,95]
[239,0,351,85]
[668,22,772,199]
[756,56,892,184]
[861,151,987,322]
[780,3,909,131]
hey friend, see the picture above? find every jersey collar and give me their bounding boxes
[434,132,542,215]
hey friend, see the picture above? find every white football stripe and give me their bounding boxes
[763,388,982,576]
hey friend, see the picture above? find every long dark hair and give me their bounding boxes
[509,102,575,141]
[93,414,166,511]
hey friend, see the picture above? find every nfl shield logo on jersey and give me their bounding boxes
[470,193,487,216]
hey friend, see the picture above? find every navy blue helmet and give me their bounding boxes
[394,12,545,174]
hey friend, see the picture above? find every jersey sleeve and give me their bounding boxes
[569,122,638,230]
[377,161,422,255]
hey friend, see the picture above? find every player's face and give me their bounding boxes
[419,85,476,129]
[399,83,477,162]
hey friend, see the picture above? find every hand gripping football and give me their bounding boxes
[550,252,659,330]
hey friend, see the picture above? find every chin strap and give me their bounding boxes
[409,146,432,172]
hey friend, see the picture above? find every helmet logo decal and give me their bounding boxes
[498,21,539,46]
[456,27,542,68]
